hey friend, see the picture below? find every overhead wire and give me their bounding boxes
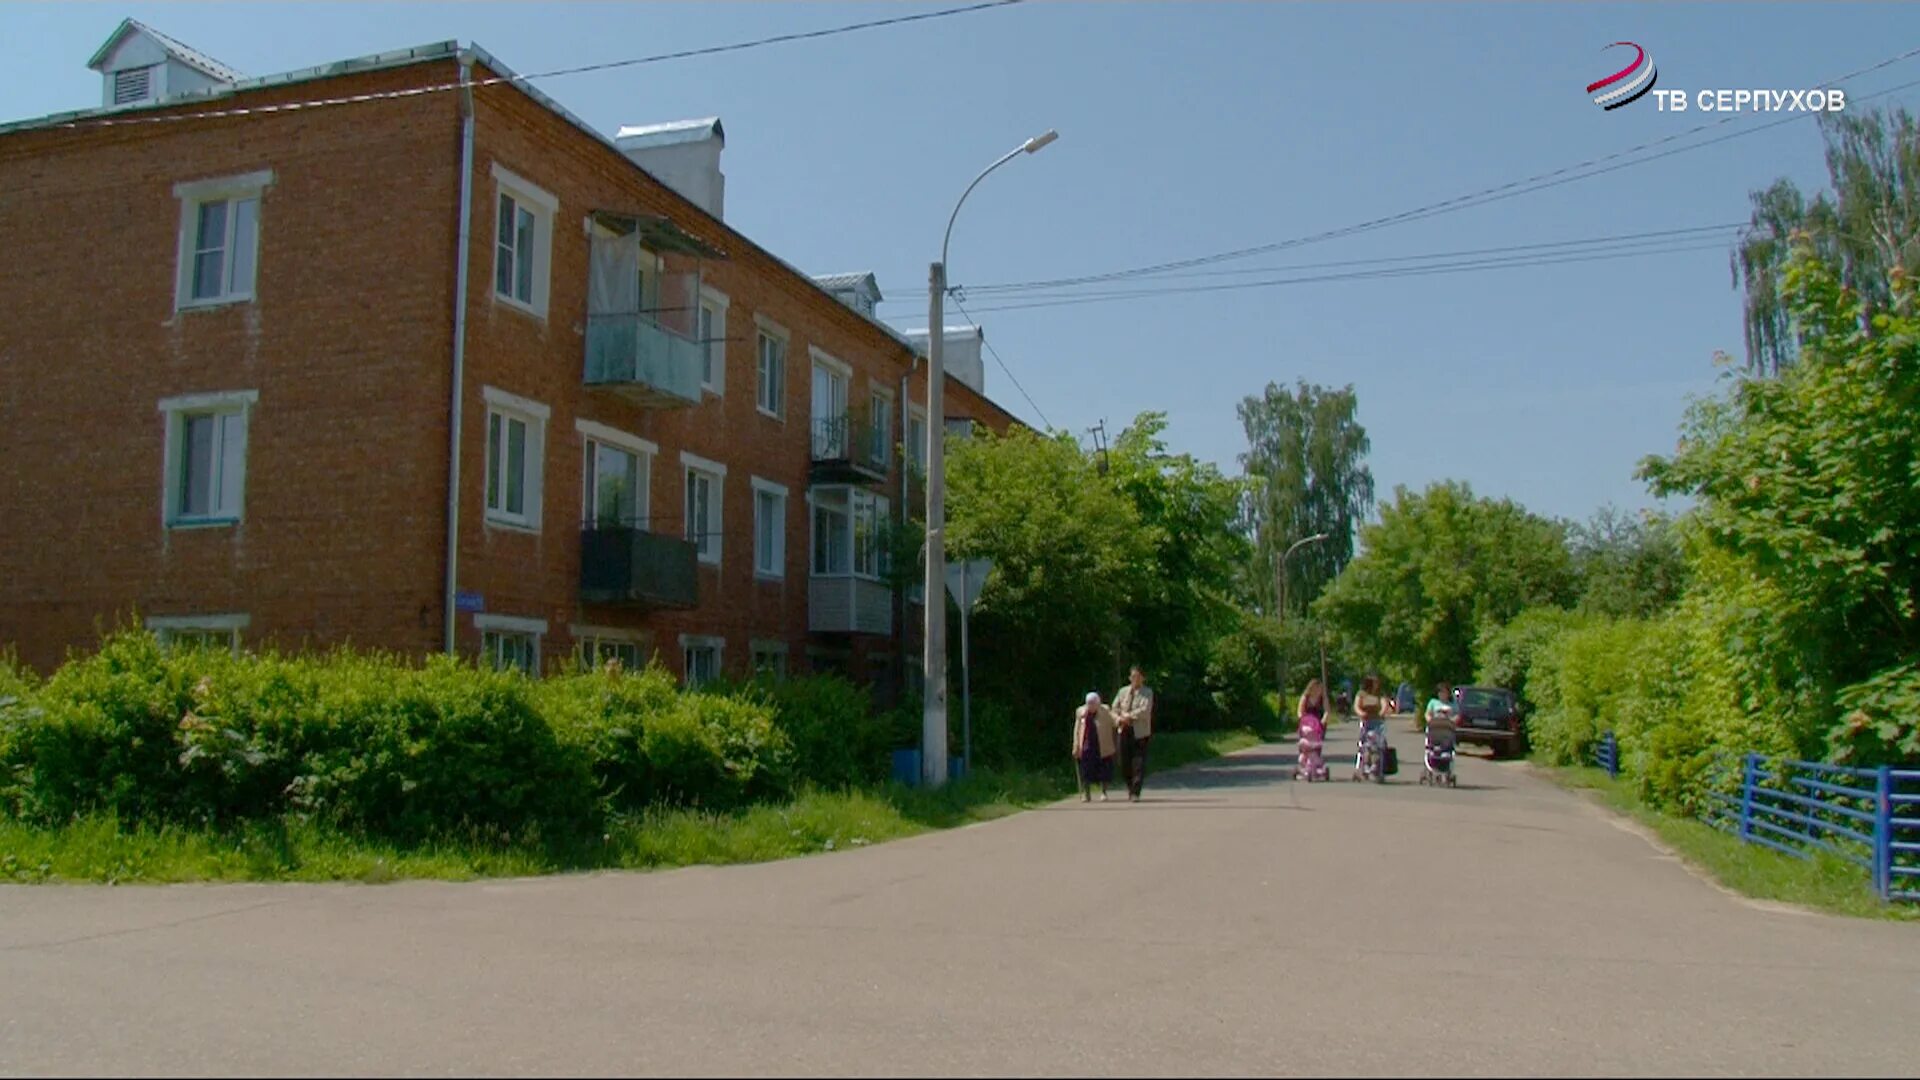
[949,292,1053,428]
[48,0,1025,130]
[921,49,1920,300]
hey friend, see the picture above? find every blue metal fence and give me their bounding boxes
[1588,731,1620,779]
[1595,730,1920,903]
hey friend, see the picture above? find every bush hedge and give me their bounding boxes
[0,630,907,841]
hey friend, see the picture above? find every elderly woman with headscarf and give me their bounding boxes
[1072,691,1119,802]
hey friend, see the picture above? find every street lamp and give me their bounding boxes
[1276,532,1329,719]
[923,129,1058,788]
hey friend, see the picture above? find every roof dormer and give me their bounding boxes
[87,18,242,109]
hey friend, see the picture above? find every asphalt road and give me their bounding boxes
[3,721,1917,1077]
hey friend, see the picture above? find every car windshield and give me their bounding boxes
[1457,689,1512,713]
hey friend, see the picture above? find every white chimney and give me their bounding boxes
[903,325,987,396]
[615,117,726,220]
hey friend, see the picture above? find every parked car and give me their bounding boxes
[1395,683,1417,714]
[1449,686,1524,758]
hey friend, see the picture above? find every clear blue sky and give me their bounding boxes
[8,2,1918,525]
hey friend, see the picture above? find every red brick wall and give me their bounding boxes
[0,63,463,672]
[0,54,1026,684]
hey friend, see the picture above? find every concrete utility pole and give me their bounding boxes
[922,129,1057,788]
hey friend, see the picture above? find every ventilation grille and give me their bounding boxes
[113,66,154,105]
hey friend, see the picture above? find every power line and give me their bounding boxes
[949,293,1052,429]
[949,238,1736,315]
[49,1,1024,130]
[933,46,1920,298]
[869,222,1747,304]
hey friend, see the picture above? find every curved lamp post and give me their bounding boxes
[923,129,1058,788]
[1277,532,1330,718]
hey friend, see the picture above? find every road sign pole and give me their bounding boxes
[961,564,972,779]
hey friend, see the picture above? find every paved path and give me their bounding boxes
[3,721,1917,1077]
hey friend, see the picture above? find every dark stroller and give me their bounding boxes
[1420,710,1458,787]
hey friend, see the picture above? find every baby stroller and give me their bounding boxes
[1352,718,1388,784]
[1293,713,1330,782]
[1421,709,1459,787]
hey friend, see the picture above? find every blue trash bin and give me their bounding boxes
[891,749,922,787]
[949,756,968,781]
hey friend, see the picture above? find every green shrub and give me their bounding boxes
[758,675,887,789]
[534,663,679,811]
[642,693,792,809]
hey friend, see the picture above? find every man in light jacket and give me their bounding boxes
[1113,665,1155,802]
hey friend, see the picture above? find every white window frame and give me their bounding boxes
[682,451,727,565]
[852,489,891,579]
[809,486,853,577]
[809,348,852,458]
[490,163,558,319]
[476,613,547,677]
[483,386,549,532]
[572,624,648,672]
[751,476,789,581]
[750,639,789,680]
[755,316,788,420]
[680,633,725,687]
[906,404,928,473]
[699,286,729,396]
[147,614,249,656]
[159,389,258,529]
[869,386,894,468]
[577,420,657,530]
[173,169,272,311]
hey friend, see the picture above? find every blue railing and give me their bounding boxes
[1595,730,1920,903]
[1589,731,1620,779]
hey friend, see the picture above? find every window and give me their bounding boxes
[751,641,788,680]
[578,421,656,529]
[484,387,549,530]
[752,478,788,580]
[682,452,726,564]
[159,390,256,527]
[576,633,643,672]
[477,614,547,676]
[756,322,787,418]
[869,390,893,467]
[811,487,891,579]
[810,353,850,457]
[490,164,557,318]
[854,491,890,578]
[946,417,977,441]
[682,635,724,687]
[174,170,271,309]
[699,288,729,394]
[906,407,928,473]
[148,614,247,656]
[812,490,850,576]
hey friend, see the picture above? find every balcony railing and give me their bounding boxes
[584,313,705,408]
[810,414,888,483]
[809,574,893,635]
[579,522,700,609]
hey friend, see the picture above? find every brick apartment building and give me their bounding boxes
[0,20,1021,691]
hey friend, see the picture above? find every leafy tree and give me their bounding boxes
[1237,380,1375,617]
[1732,107,1920,373]
[1105,413,1249,717]
[1569,504,1689,619]
[1313,481,1576,692]
[1642,239,1920,763]
[943,426,1155,757]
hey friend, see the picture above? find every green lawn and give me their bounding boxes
[1544,763,1918,922]
[0,725,1275,886]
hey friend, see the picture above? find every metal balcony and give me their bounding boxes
[579,524,700,609]
[809,415,889,485]
[583,313,705,408]
[809,574,894,635]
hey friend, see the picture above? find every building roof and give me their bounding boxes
[614,116,724,149]
[812,271,883,300]
[87,18,247,83]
